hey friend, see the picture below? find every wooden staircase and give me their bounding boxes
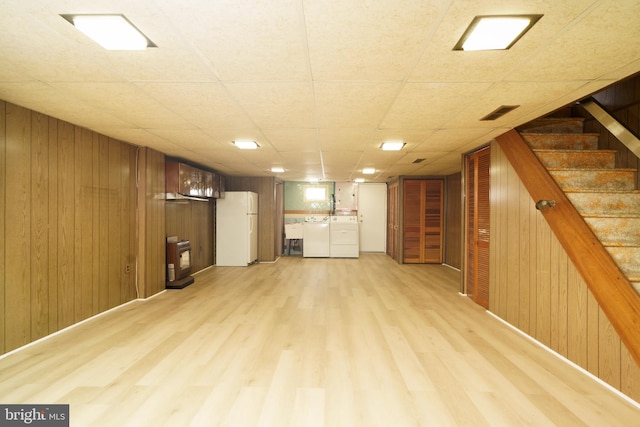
[518,117,640,294]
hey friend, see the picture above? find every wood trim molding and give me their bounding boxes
[495,129,640,367]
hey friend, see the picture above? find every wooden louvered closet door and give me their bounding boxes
[403,179,443,263]
[387,182,399,261]
[466,147,490,308]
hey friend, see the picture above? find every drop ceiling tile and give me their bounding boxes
[376,163,424,177]
[194,150,248,166]
[507,1,640,82]
[412,128,493,152]
[443,80,592,129]
[304,0,448,81]
[104,49,218,82]
[317,129,372,151]
[94,127,167,145]
[0,56,35,82]
[380,82,492,129]
[147,128,219,149]
[395,151,450,165]
[321,150,363,167]
[50,82,193,129]
[262,128,319,152]
[314,82,400,128]
[279,151,323,165]
[601,60,640,81]
[0,81,132,129]
[414,152,462,175]
[225,82,315,129]
[163,0,309,81]
[357,149,406,167]
[136,82,254,129]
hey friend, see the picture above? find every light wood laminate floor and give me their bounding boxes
[1,254,639,426]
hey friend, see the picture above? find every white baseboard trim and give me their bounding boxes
[486,310,640,409]
[0,297,143,361]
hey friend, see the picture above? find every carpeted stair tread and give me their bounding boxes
[533,149,616,169]
[521,133,599,150]
[584,217,640,246]
[568,191,640,215]
[605,246,640,277]
[549,168,636,191]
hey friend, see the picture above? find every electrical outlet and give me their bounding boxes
[125,264,131,274]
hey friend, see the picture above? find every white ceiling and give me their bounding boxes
[1,0,640,182]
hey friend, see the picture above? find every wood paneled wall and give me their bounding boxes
[225,176,283,262]
[0,101,138,354]
[138,147,166,298]
[166,199,214,273]
[489,139,640,402]
[444,172,462,269]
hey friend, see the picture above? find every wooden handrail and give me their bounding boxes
[495,129,640,367]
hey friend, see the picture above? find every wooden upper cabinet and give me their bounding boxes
[166,161,224,198]
[403,179,443,263]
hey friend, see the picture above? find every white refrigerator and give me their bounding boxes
[216,191,258,266]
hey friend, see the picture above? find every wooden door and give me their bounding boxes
[465,147,490,308]
[387,182,399,260]
[403,179,443,263]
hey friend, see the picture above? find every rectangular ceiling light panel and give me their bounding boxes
[454,15,542,51]
[380,141,405,151]
[62,14,156,50]
[234,140,259,149]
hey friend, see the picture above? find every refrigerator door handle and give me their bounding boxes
[248,193,255,214]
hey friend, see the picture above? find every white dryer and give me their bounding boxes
[330,216,359,258]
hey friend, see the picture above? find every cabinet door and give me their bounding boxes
[403,179,443,263]
[217,174,226,198]
[205,172,214,197]
[178,163,193,195]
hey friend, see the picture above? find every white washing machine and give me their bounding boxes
[330,215,359,258]
[303,215,330,257]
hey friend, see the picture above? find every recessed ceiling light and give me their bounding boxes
[380,141,405,151]
[271,167,285,173]
[61,14,156,50]
[362,168,376,174]
[233,140,259,149]
[454,15,542,51]
[354,178,365,183]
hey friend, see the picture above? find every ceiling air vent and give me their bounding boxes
[412,158,426,164]
[481,105,520,121]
